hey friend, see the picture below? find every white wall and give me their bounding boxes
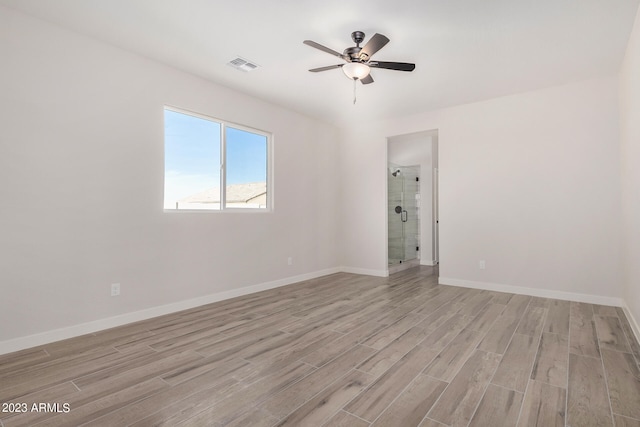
[620,6,640,335]
[338,122,389,276]
[341,76,623,303]
[0,7,340,347]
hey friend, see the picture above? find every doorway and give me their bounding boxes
[387,130,439,273]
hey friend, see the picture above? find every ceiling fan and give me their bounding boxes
[303,31,416,85]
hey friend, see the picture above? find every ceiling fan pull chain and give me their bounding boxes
[353,78,357,104]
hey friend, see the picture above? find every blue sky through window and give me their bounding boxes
[164,109,268,209]
[226,126,267,185]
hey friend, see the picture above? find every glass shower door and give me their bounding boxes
[388,164,420,266]
[388,165,404,265]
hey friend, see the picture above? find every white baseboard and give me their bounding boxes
[420,260,437,266]
[621,301,640,347]
[340,266,389,277]
[0,267,341,356]
[6,269,633,357]
[438,277,624,307]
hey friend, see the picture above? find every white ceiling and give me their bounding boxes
[2,0,638,126]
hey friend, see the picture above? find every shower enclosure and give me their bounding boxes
[388,164,420,267]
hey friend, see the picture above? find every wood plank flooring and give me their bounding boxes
[1,266,640,426]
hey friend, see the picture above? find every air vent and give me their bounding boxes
[227,56,260,72]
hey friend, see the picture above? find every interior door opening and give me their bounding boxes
[387,130,439,274]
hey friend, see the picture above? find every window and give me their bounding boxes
[164,107,270,211]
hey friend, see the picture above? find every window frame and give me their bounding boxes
[163,105,273,213]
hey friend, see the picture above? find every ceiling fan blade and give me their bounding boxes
[359,33,390,60]
[360,74,374,85]
[309,64,344,72]
[369,61,415,72]
[303,40,346,59]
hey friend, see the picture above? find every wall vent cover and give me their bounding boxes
[227,57,260,72]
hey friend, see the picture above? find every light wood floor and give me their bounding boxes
[1,267,640,427]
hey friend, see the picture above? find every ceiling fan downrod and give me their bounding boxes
[351,31,365,47]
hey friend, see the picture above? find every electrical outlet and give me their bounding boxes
[287,257,293,265]
[111,283,120,297]
[479,260,486,270]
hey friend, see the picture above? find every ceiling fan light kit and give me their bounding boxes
[304,31,415,103]
[342,62,371,80]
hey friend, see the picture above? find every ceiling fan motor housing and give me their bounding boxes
[344,46,362,60]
